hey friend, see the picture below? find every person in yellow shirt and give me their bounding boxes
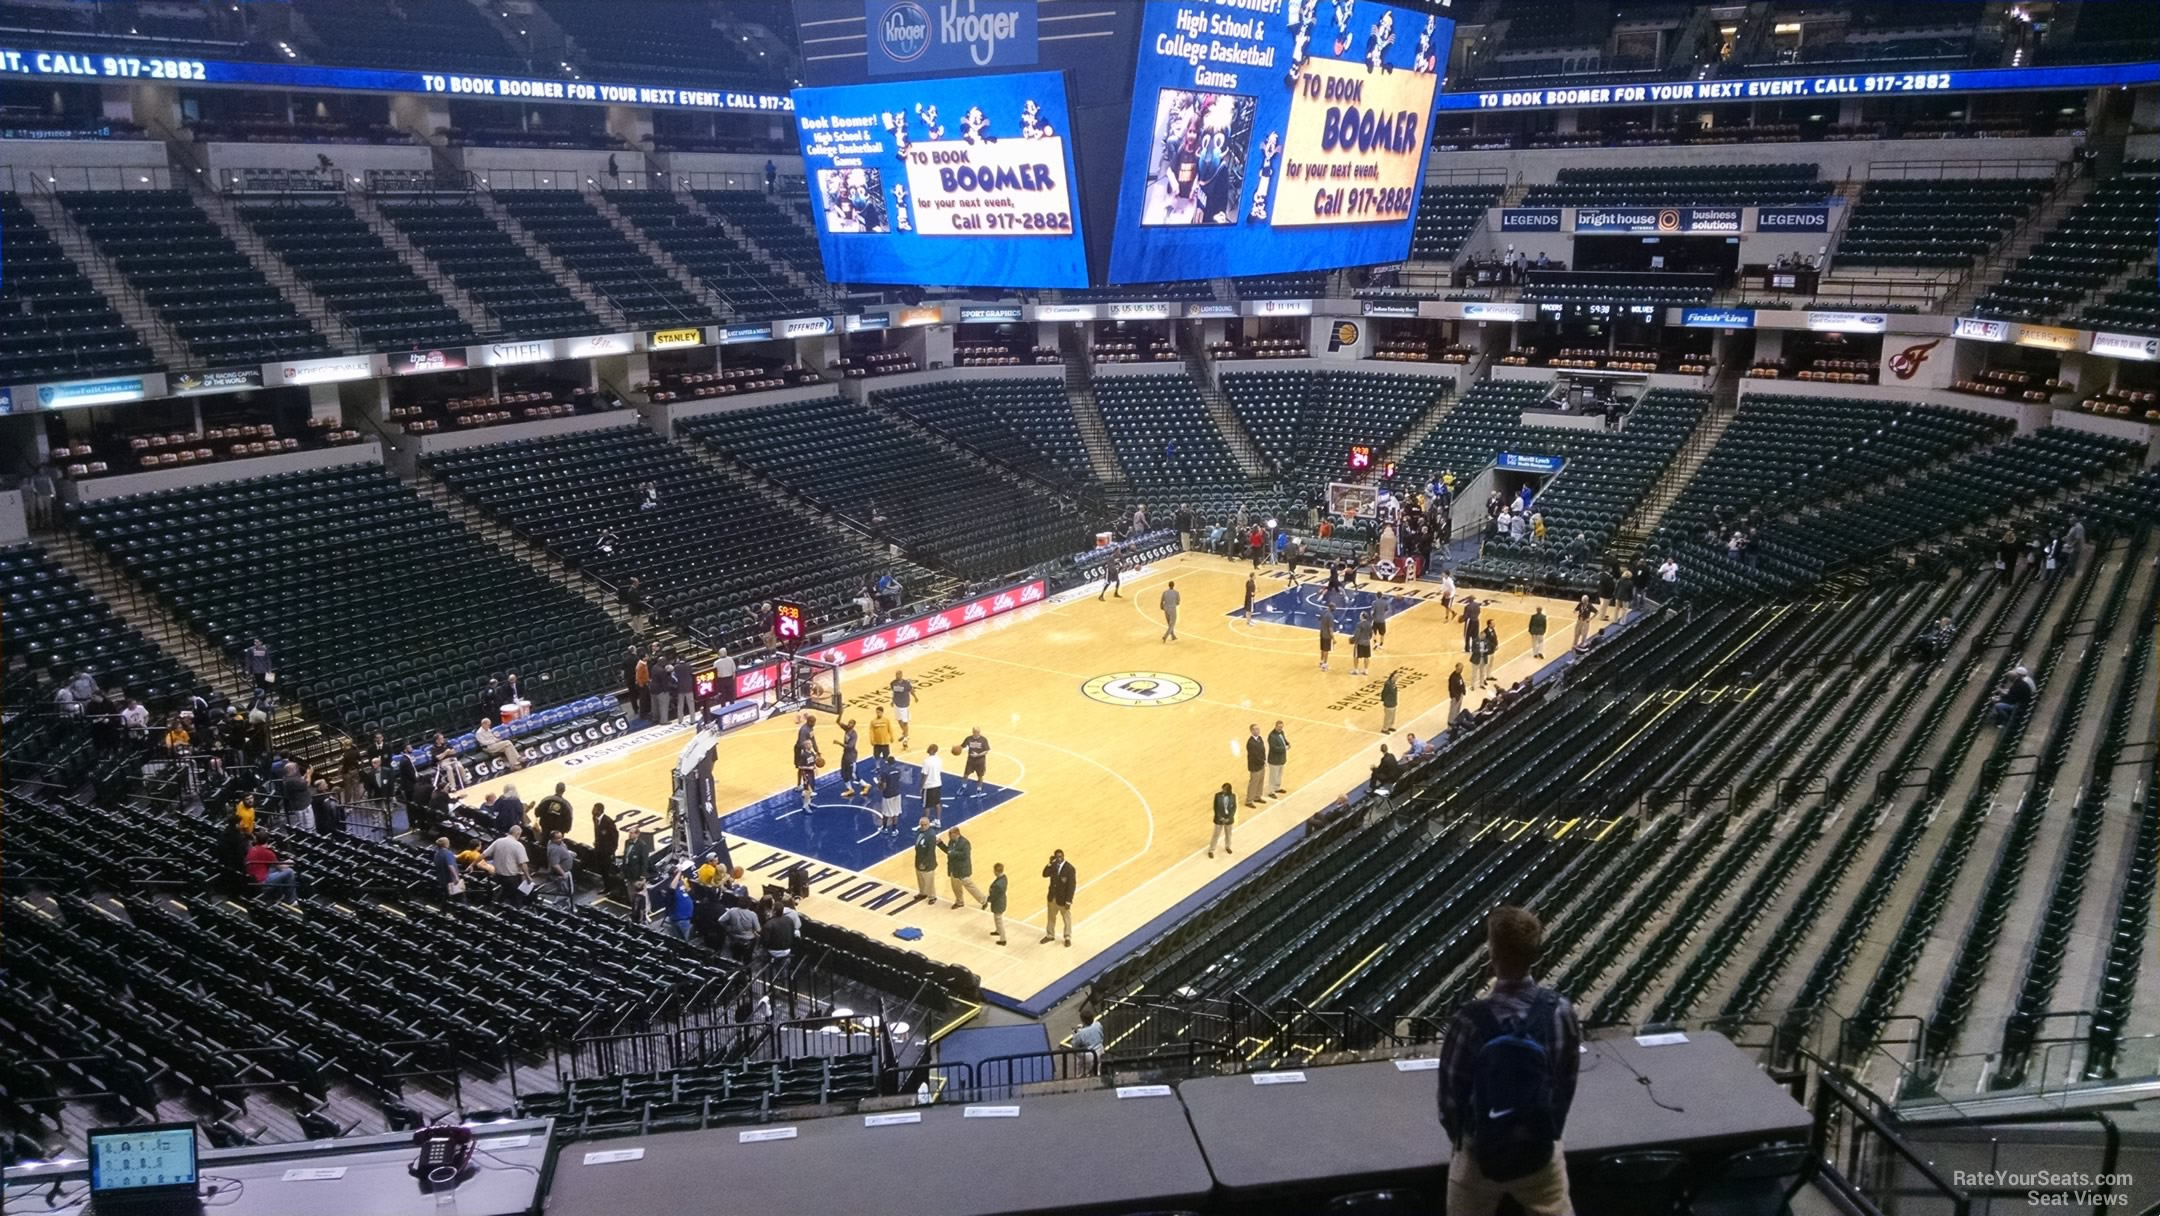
[234,796,256,834]
[868,706,896,761]
[696,854,722,886]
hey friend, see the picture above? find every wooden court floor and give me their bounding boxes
[462,553,1596,1010]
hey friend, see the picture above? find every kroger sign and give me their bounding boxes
[868,0,1037,75]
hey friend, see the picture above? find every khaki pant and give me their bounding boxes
[991,908,1006,940]
[1531,634,1545,658]
[1447,1140,1572,1216]
[915,867,938,897]
[1449,694,1463,724]
[1383,704,1397,731]
[1043,900,1072,941]
[949,875,985,906]
[1573,619,1590,649]
[1209,822,1233,853]
[1265,762,1284,794]
[1245,768,1265,804]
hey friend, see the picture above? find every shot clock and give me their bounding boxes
[772,600,807,648]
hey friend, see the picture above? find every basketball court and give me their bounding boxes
[462,552,1596,1013]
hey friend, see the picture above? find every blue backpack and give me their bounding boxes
[1465,989,1562,1181]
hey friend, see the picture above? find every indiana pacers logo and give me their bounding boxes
[1082,671,1202,707]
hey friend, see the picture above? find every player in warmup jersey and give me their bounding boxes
[794,734,820,807]
[889,672,917,749]
[836,718,866,797]
[955,727,991,801]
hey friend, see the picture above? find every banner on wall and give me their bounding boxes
[647,327,705,350]
[169,368,264,396]
[482,340,554,367]
[864,0,1038,77]
[1362,300,1419,317]
[388,348,468,375]
[1185,302,1239,318]
[37,377,149,408]
[1952,317,2011,343]
[2090,331,2160,361]
[1497,208,1564,231]
[1806,311,1886,334]
[1106,301,1172,320]
[774,315,836,339]
[1681,307,1755,329]
[563,333,635,358]
[2013,324,2080,351]
[273,353,380,384]
[895,305,946,327]
[1574,206,1743,234]
[1461,301,1523,321]
[1755,206,1831,232]
[1497,451,1562,473]
[958,305,1023,323]
[1031,302,1098,320]
[1246,298,1313,317]
[845,310,893,332]
[733,579,1048,695]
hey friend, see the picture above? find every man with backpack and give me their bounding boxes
[1438,905,1581,1216]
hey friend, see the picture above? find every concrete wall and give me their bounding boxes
[204,141,432,179]
[1737,377,2035,430]
[70,441,383,503]
[0,136,169,187]
[413,410,642,456]
[658,382,840,432]
[2050,408,2157,454]
[1427,134,2076,187]
[464,148,649,188]
[849,366,1059,393]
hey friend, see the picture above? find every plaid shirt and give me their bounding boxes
[1436,976,1582,1147]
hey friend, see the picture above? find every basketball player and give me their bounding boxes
[889,671,916,749]
[1351,610,1373,676]
[836,718,866,797]
[1243,572,1257,622]
[794,732,819,807]
[1318,606,1335,672]
[869,706,895,760]
[1439,569,1457,621]
[955,726,990,798]
[1160,581,1181,642]
[877,759,904,831]
[1099,551,1122,600]
[919,743,944,817]
[1372,594,1391,650]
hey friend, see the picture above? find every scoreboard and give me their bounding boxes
[772,600,808,647]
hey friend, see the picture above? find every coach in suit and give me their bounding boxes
[1244,724,1267,806]
[1040,849,1076,947]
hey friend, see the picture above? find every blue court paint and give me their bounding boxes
[1229,584,1426,633]
[719,759,1023,873]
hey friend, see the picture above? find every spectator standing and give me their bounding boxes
[1597,569,1617,620]
[243,638,274,687]
[484,826,531,902]
[986,862,1009,945]
[1438,906,1581,1216]
[1041,849,1076,947]
[620,824,653,893]
[1244,724,1266,806]
[1480,622,1499,688]
[718,900,759,963]
[911,815,943,898]
[534,783,574,841]
[669,872,696,939]
[1448,664,1467,725]
[938,826,987,908]
[1266,721,1290,796]
[761,897,799,971]
[589,803,621,897]
[1572,596,1595,651]
[651,658,676,723]
[1209,781,1237,858]
[1462,596,1482,653]
[216,812,253,894]
[1527,606,1547,659]
[1381,670,1400,733]
[431,837,462,898]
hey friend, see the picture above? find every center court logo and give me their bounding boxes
[878,0,931,62]
[1082,672,1202,707]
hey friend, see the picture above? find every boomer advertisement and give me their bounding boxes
[1106,0,1448,281]
[792,69,1089,288]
